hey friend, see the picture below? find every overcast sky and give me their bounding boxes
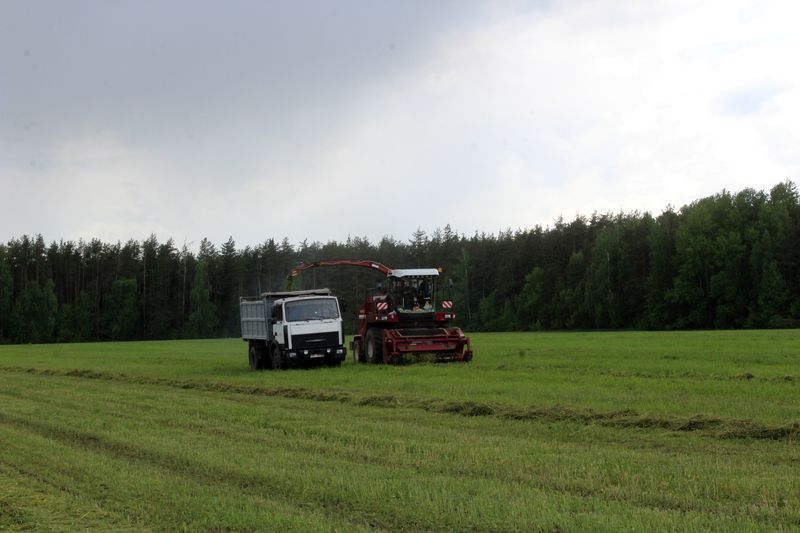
[2,0,799,248]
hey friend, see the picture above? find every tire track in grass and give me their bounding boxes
[2,365,798,441]
[2,408,559,532]
[0,413,388,532]
[2,386,624,524]
[0,401,761,530]
[2,373,796,529]
[0,425,373,533]
[0,384,695,520]
[0,463,146,532]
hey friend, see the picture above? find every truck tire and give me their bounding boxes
[247,341,261,370]
[270,345,285,370]
[365,329,383,364]
[352,339,362,363]
[258,342,270,370]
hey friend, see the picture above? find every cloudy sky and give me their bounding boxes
[2,0,799,248]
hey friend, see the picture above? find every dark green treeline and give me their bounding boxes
[1,181,798,343]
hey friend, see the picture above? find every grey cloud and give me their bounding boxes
[1,0,797,247]
[1,1,479,146]
[1,0,489,191]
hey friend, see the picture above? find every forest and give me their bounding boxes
[1,181,798,343]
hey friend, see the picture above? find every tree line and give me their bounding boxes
[1,181,798,343]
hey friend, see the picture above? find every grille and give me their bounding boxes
[291,331,340,350]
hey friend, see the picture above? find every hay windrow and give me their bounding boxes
[2,365,797,442]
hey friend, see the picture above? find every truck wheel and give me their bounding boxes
[257,342,270,370]
[352,339,362,363]
[365,329,383,364]
[249,344,261,371]
[270,345,285,370]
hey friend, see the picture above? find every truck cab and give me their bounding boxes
[271,295,345,363]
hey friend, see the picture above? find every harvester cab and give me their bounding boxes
[388,269,439,313]
[286,260,472,365]
[368,268,454,321]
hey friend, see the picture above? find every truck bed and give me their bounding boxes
[240,299,270,340]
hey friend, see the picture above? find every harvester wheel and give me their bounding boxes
[365,329,383,364]
[352,339,363,363]
[270,345,285,370]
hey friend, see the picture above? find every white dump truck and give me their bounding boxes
[240,289,346,370]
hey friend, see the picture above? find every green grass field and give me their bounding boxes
[1,330,798,532]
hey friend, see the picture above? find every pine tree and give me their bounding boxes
[108,279,139,340]
[518,266,544,330]
[186,260,217,338]
[0,247,12,341]
[217,237,240,336]
[10,280,57,343]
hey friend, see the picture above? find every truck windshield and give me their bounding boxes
[285,298,340,321]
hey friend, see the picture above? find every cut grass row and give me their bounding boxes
[2,365,797,441]
[0,330,797,424]
[1,371,798,532]
[1,330,798,531]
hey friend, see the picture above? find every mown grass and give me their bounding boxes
[0,330,798,531]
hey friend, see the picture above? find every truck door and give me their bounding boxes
[272,303,285,346]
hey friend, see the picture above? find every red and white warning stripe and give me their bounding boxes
[442,300,453,309]
[376,302,389,311]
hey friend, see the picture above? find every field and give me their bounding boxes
[0,330,798,532]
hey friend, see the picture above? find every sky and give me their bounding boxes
[2,0,799,249]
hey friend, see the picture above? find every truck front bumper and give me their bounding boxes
[286,346,346,365]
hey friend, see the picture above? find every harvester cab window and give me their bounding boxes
[392,276,435,312]
[418,278,431,308]
[420,277,435,310]
[393,278,415,310]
